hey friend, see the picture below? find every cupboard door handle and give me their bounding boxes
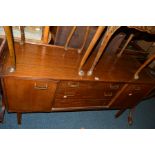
[34,83,48,90]
[104,92,113,97]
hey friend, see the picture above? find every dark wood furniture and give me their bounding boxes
[1,41,155,124]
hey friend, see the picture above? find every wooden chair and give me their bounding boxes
[42,26,90,53]
[79,26,155,80]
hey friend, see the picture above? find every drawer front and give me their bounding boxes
[53,99,110,109]
[55,81,123,99]
[3,77,58,112]
[110,84,154,108]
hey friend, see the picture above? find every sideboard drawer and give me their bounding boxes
[53,99,110,109]
[55,81,123,99]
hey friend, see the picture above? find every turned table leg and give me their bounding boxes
[78,26,105,76]
[3,26,16,72]
[17,113,22,125]
[65,26,77,50]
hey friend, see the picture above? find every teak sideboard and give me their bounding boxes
[1,40,155,124]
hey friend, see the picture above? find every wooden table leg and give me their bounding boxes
[65,26,77,50]
[134,54,155,79]
[3,26,16,72]
[17,113,22,125]
[78,26,105,76]
[87,26,120,76]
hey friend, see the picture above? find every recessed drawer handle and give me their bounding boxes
[104,92,113,97]
[110,84,119,89]
[34,83,48,90]
[68,82,79,88]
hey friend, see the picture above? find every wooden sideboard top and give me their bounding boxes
[2,42,155,84]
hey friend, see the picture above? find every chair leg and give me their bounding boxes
[78,26,105,76]
[17,113,22,125]
[87,26,120,76]
[65,26,77,50]
[134,54,155,79]
[42,26,50,44]
[19,26,25,45]
[78,26,90,54]
[3,26,16,72]
[117,33,134,57]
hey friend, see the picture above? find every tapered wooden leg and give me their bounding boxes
[87,26,120,76]
[78,26,105,76]
[117,33,134,57]
[65,26,77,50]
[42,26,50,44]
[17,113,22,125]
[78,26,90,54]
[19,26,25,45]
[128,109,133,125]
[134,53,155,79]
[115,109,126,118]
[0,97,5,123]
[3,26,16,72]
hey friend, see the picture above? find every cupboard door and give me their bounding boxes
[3,77,58,112]
[110,84,154,109]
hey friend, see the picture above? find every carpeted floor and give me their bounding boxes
[0,98,155,129]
